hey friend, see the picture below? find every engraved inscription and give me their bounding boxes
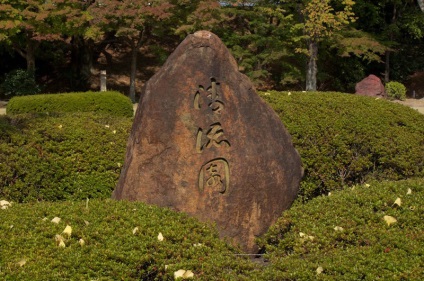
[199,158,230,193]
[193,78,224,114]
[196,123,230,153]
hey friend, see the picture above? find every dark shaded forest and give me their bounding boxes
[1,0,424,101]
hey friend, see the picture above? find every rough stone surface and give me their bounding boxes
[355,74,386,98]
[112,31,303,253]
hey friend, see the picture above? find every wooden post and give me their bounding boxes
[100,70,107,92]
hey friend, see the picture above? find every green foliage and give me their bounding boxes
[0,69,41,97]
[259,178,424,280]
[260,91,424,201]
[0,199,258,280]
[0,112,132,203]
[6,91,133,117]
[385,81,407,101]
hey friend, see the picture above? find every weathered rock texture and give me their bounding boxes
[355,74,386,98]
[112,31,302,253]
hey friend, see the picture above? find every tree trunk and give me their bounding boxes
[70,36,93,91]
[129,42,138,103]
[384,50,390,83]
[306,40,318,91]
[128,30,145,103]
[26,40,37,73]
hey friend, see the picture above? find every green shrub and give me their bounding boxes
[0,69,41,98]
[385,81,407,100]
[6,91,133,117]
[260,91,424,201]
[0,112,132,202]
[259,178,424,280]
[0,199,259,280]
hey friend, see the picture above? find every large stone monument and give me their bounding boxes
[112,31,302,253]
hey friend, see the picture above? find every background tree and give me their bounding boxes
[298,0,356,91]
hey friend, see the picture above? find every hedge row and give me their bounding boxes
[0,112,132,202]
[6,91,133,117]
[260,91,424,201]
[1,179,423,280]
[259,178,424,280]
[0,199,258,280]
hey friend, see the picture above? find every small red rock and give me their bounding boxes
[355,74,386,98]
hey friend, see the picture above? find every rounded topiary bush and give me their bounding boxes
[385,81,407,100]
[6,91,133,117]
[260,91,424,201]
[259,178,424,280]
[0,112,132,202]
[0,199,258,280]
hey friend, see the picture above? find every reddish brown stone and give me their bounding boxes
[355,74,386,98]
[112,31,302,253]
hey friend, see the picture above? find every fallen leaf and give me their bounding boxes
[158,232,164,241]
[365,184,370,187]
[84,220,90,226]
[288,92,292,96]
[59,240,66,247]
[407,188,412,195]
[174,269,194,280]
[42,217,48,221]
[58,124,63,129]
[383,215,397,226]
[0,200,11,209]
[183,270,194,278]
[316,266,324,275]
[334,226,344,232]
[17,259,27,267]
[62,225,72,237]
[79,239,85,246]
[105,125,110,128]
[112,130,116,134]
[193,243,203,247]
[132,227,139,235]
[393,197,401,207]
[299,232,306,238]
[51,217,61,224]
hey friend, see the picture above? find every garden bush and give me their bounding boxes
[260,91,424,201]
[385,81,407,101]
[0,112,132,202]
[0,199,259,280]
[259,178,424,280]
[6,91,133,117]
[0,69,41,98]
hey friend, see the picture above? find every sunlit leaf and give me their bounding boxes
[158,232,164,241]
[334,226,344,231]
[132,227,139,235]
[316,266,324,275]
[62,225,72,237]
[16,259,27,267]
[383,215,397,226]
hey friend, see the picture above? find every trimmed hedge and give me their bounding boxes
[0,199,258,280]
[259,178,424,280]
[260,91,424,201]
[1,180,422,280]
[0,112,132,202]
[6,91,133,117]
